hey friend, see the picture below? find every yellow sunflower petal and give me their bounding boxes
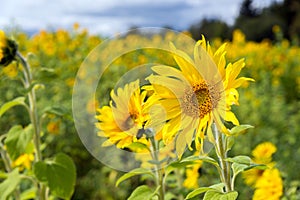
[225,111,240,126]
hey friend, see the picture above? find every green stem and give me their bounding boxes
[17,52,42,162]
[149,137,165,200]
[212,123,232,192]
[16,52,46,200]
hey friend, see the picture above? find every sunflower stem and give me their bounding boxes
[17,52,47,200]
[149,136,165,200]
[212,123,232,192]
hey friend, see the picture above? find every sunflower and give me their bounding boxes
[253,168,283,200]
[252,142,277,164]
[95,79,159,149]
[243,142,277,186]
[147,36,254,158]
[0,30,6,61]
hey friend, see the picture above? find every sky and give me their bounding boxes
[1,0,283,36]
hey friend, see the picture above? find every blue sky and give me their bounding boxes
[1,0,282,36]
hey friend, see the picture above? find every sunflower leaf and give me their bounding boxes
[203,190,238,200]
[185,187,211,199]
[165,160,195,176]
[116,168,154,187]
[0,169,21,200]
[127,185,159,200]
[0,97,26,118]
[229,125,254,136]
[33,153,76,199]
[225,155,251,165]
[5,125,34,160]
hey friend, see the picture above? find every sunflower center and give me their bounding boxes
[182,82,220,118]
[123,113,138,131]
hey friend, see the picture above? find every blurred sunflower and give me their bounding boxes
[252,142,277,164]
[183,156,202,189]
[12,153,35,171]
[243,142,277,186]
[95,80,159,149]
[147,36,253,158]
[0,30,17,66]
[253,168,283,200]
[0,30,5,61]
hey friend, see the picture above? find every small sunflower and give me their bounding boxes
[95,80,158,149]
[147,36,254,158]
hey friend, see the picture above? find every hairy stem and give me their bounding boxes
[149,137,165,200]
[17,52,46,200]
[212,123,232,192]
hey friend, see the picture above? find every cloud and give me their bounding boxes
[0,0,283,36]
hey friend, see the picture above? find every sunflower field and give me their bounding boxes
[0,24,299,200]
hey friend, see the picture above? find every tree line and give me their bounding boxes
[188,0,300,43]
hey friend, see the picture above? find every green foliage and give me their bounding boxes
[0,97,26,118]
[186,183,239,200]
[33,153,76,199]
[0,169,21,200]
[5,125,33,160]
[127,185,159,200]
[116,168,154,187]
[203,190,238,200]
[229,125,254,136]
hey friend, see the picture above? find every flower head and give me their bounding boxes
[253,168,283,200]
[252,142,277,164]
[0,30,18,66]
[147,36,253,158]
[243,142,279,188]
[95,80,159,149]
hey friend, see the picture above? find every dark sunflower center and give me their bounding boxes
[123,113,138,131]
[182,82,220,118]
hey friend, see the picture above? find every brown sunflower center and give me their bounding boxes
[182,82,221,118]
[123,113,138,131]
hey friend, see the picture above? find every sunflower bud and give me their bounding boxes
[0,30,18,67]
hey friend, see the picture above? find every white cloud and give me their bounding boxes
[0,0,283,36]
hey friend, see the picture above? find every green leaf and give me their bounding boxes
[0,169,21,200]
[20,187,36,200]
[181,155,218,166]
[116,168,154,187]
[165,192,177,200]
[43,105,69,116]
[33,153,76,199]
[209,183,225,192]
[232,163,249,176]
[165,160,195,176]
[127,142,149,151]
[198,156,219,168]
[180,155,199,163]
[245,164,267,171]
[204,190,238,200]
[0,97,26,118]
[127,185,158,200]
[225,155,251,165]
[185,187,211,199]
[180,155,220,170]
[5,125,34,160]
[226,136,235,153]
[229,125,254,136]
